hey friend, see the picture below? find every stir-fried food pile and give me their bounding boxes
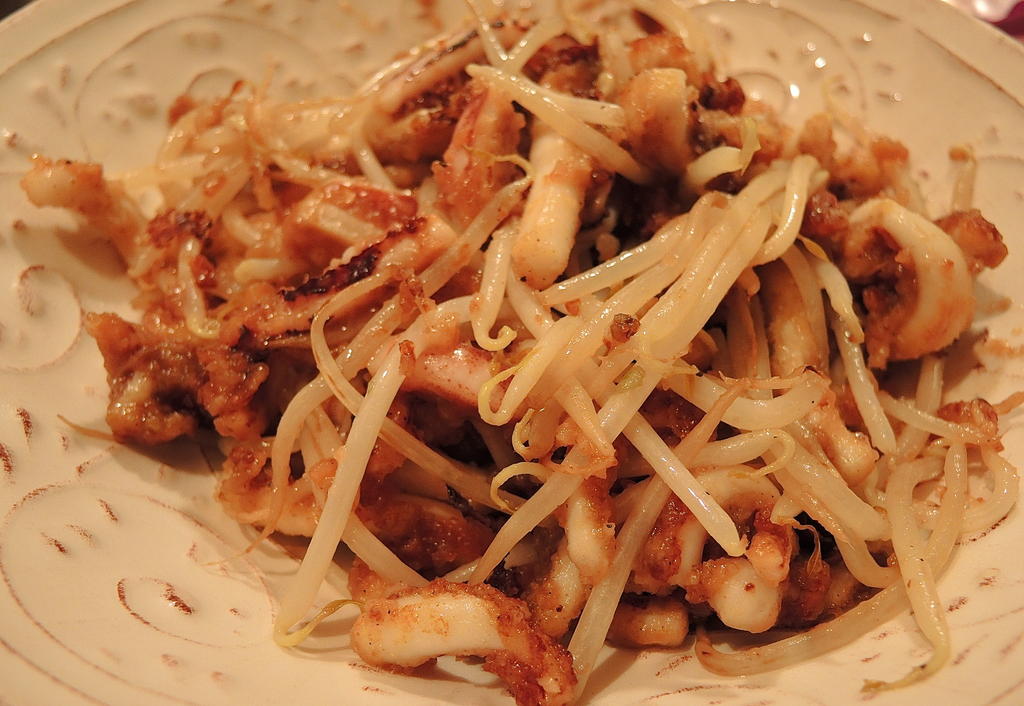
[22,2,1019,704]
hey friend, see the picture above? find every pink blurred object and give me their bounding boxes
[994,3,1024,36]
[944,0,1024,36]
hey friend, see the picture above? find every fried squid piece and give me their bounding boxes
[797,117,1005,367]
[195,344,271,440]
[844,199,974,367]
[777,554,832,627]
[223,214,458,345]
[803,388,877,486]
[512,40,608,289]
[284,181,420,268]
[620,68,697,176]
[348,557,400,603]
[937,398,1001,442]
[21,157,146,264]
[523,538,588,639]
[796,114,912,201]
[694,100,785,182]
[86,313,269,444]
[630,495,705,596]
[560,475,616,584]
[934,209,1008,274]
[357,493,494,576]
[623,33,749,176]
[400,342,496,409]
[217,440,323,537]
[693,555,787,633]
[607,594,690,648]
[512,123,596,289]
[221,247,382,346]
[632,469,795,633]
[216,401,408,538]
[433,80,525,228]
[368,74,472,168]
[351,581,576,706]
[801,189,849,239]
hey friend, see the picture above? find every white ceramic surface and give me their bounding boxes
[0,1,1022,704]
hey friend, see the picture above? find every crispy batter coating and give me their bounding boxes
[352,580,576,706]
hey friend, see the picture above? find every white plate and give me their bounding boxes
[1,1,1022,704]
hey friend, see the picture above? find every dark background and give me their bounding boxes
[1,0,29,19]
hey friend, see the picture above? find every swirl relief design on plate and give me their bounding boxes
[0,264,82,372]
[0,0,1022,705]
[1,481,275,696]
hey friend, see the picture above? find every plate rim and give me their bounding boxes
[1,1,1023,706]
